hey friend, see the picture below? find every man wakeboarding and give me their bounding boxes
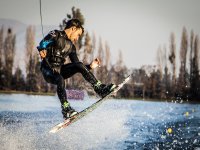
[37,19,116,120]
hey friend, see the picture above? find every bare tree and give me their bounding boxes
[25,25,39,92]
[96,37,105,82]
[97,37,104,65]
[26,26,35,73]
[4,28,16,89]
[178,27,188,98]
[168,32,176,96]
[0,26,3,68]
[156,46,164,78]
[83,32,92,64]
[0,26,4,89]
[189,30,195,88]
[190,35,200,99]
[105,41,111,70]
[91,32,96,61]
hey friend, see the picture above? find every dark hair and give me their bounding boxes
[64,19,84,33]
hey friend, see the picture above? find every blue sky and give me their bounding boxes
[0,0,200,69]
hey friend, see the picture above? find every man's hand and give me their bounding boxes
[90,58,101,69]
[39,50,47,59]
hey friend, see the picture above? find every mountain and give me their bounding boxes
[0,18,58,75]
[0,18,27,35]
[0,18,58,45]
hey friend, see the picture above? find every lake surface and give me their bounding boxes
[0,94,200,150]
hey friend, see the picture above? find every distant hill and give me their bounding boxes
[0,18,27,35]
[0,18,58,75]
[0,18,58,43]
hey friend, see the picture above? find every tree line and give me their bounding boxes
[0,7,200,101]
[130,27,200,101]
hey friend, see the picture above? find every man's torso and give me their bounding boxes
[45,30,74,67]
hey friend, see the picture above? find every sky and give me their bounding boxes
[0,0,200,69]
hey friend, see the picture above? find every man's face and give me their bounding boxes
[69,27,83,43]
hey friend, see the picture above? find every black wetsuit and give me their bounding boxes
[37,30,98,110]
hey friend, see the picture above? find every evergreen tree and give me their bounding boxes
[131,69,144,98]
[146,67,162,99]
[11,66,26,91]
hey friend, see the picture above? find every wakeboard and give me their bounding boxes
[49,75,131,133]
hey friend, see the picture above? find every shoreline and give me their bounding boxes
[0,90,55,96]
[0,90,200,104]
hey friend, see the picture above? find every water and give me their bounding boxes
[0,94,200,150]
